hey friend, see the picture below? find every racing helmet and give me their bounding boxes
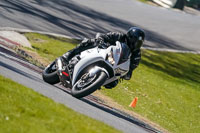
[126,27,145,51]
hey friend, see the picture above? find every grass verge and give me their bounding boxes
[139,0,150,3]
[0,75,120,133]
[101,50,200,133]
[24,33,80,62]
[23,33,200,133]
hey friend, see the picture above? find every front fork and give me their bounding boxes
[56,57,70,76]
[57,57,63,76]
[56,57,72,88]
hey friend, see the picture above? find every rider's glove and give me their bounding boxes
[97,40,110,49]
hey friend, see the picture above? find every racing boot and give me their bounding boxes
[123,70,133,80]
[62,50,73,62]
[104,80,118,89]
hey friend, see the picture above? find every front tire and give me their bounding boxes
[71,71,107,98]
[42,61,60,84]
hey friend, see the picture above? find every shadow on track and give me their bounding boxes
[0,59,43,83]
[0,0,189,50]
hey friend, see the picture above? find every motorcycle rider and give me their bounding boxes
[61,27,145,89]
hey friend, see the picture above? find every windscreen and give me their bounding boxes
[118,43,131,65]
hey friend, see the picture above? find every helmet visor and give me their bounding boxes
[127,36,136,50]
[128,37,143,51]
[135,40,143,50]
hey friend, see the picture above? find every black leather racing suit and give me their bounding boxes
[62,32,141,88]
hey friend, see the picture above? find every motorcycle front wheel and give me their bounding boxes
[42,61,60,84]
[71,71,107,98]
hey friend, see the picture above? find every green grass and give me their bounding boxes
[23,33,200,132]
[139,0,150,3]
[101,50,200,133]
[24,33,80,62]
[0,75,120,133]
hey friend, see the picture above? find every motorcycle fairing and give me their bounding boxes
[71,41,131,86]
[71,55,110,86]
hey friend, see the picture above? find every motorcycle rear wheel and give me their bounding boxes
[71,71,107,98]
[42,61,60,84]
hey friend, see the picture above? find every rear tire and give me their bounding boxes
[71,71,107,98]
[42,61,60,84]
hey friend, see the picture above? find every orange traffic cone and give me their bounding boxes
[129,97,138,108]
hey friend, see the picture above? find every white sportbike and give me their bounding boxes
[42,41,131,98]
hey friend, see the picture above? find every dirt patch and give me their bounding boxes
[15,46,49,68]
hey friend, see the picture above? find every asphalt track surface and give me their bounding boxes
[0,0,200,51]
[0,45,162,133]
[0,0,199,132]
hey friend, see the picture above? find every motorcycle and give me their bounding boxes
[42,41,131,98]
